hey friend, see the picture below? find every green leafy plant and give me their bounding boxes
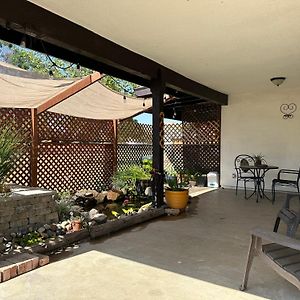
[55,191,74,221]
[141,157,152,174]
[112,165,151,198]
[16,232,43,246]
[165,172,187,191]
[111,211,120,218]
[0,125,25,191]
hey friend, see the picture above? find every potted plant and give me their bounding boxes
[71,216,82,232]
[253,154,264,166]
[165,173,189,209]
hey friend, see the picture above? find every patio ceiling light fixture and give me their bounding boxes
[270,77,286,86]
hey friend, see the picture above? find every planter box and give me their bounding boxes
[30,229,90,254]
[30,208,165,253]
[89,208,165,239]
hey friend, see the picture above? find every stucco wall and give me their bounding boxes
[221,87,300,191]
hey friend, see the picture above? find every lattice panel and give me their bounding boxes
[164,144,183,172]
[183,104,221,145]
[117,144,153,170]
[183,145,220,172]
[182,104,221,173]
[164,123,183,144]
[39,111,114,143]
[118,119,152,144]
[0,108,32,186]
[37,142,114,191]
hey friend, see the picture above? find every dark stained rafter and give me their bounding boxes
[0,0,228,106]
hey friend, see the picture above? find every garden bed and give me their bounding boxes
[30,208,165,254]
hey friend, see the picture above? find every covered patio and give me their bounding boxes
[1,0,300,298]
[0,189,299,299]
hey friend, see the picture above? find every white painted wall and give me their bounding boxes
[221,86,300,191]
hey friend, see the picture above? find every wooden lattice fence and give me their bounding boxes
[1,109,114,191]
[1,102,220,190]
[117,120,152,170]
[37,112,114,191]
[182,103,221,173]
[0,108,32,186]
[117,103,221,174]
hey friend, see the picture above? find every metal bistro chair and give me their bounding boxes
[271,167,300,204]
[234,154,255,197]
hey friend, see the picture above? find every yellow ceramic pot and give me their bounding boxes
[165,189,189,209]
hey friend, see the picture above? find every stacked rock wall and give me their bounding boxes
[0,187,58,235]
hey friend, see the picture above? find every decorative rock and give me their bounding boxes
[138,202,152,213]
[44,224,51,230]
[88,208,99,220]
[92,213,107,224]
[40,232,48,239]
[37,227,46,234]
[61,221,70,229]
[66,224,72,232]
[50,224,57,232]
[165,208,181,216]
[145,187,152,196]
[95,191,107,203]
[107,190,122,201]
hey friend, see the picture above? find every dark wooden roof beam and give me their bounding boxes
[0,0,228,106]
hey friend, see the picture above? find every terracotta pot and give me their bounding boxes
[71,220,82,232]
[165,189,189,209]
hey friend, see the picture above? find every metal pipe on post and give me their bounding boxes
[30,108,38,187]
[151,70,165,207]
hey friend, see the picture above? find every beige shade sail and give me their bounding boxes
[0,62,152,120]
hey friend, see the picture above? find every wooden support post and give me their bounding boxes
[112,119,118,173]
[151,70,165,207]
[30,108,38,187]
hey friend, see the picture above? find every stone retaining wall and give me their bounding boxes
[0,186,58,235]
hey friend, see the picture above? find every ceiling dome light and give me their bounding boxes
[270,77,286,86]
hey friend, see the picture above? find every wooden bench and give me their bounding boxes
[240,227,300,291]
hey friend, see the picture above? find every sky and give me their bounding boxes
[133,113,181,125]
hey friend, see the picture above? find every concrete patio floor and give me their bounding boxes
[0,188,299,299]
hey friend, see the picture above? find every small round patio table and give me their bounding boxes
[240,165,278,202]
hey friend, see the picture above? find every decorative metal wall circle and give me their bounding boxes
[280,103,297,119]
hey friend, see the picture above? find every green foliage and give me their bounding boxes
[0,40,139,93]
[55,191,74,221]
[165,173,187,191]
[100,75,138,96]
[122,207,135,215]
[141,157,152,174]
[112,165,151,198]
[16,232,43,246]
[0,125,25,187]
[111,210,120,218]
[0,41,91,78]
[182,169,202,182]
